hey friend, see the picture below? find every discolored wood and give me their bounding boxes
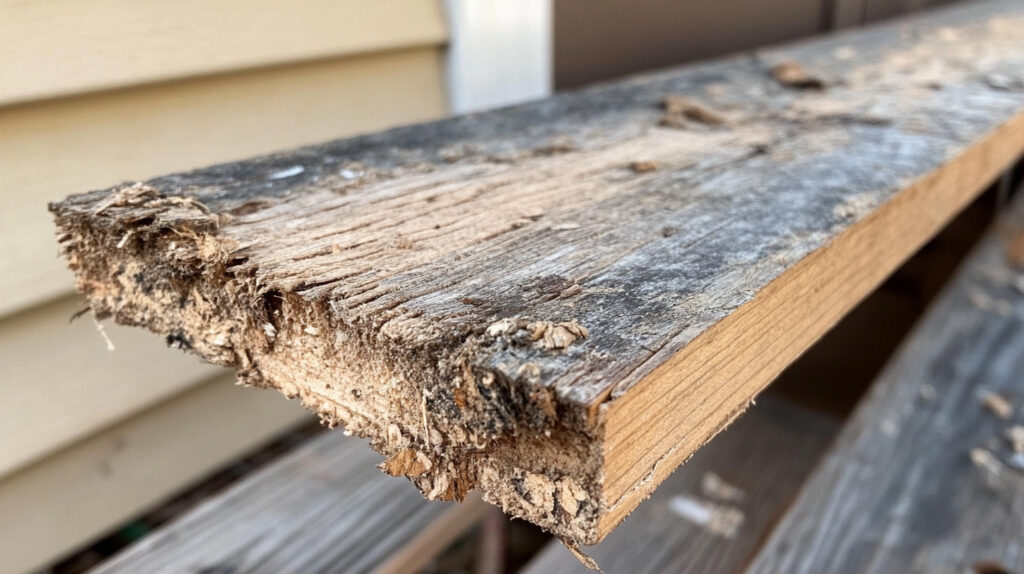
[746,196,1024,574]
[523,396,837,574]
[93,432,487,574]
[51,0,1024,543]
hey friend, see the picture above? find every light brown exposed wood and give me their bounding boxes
[50,0,1024,544]
[0,0,446,105]
[0,47,446,318]
[599,110,1024,533]
[0,375,309,574]
[524,397,837,573]
[0,296,220,477]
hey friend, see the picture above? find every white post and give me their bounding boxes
[444,0,553,115]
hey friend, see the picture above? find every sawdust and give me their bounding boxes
[771,61,825,90]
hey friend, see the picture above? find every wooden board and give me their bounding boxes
[50,0,1024,543]
[0,375,309,574]
[0,47,446,319]
[92,430,487,574]
[0,0,446,105]
[0,295,220,478]
[523,396,837,573]
[744,197,1024,572]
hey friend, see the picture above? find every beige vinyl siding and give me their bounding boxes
[1,47,447,318]
[0,376,310,574]
[0,0,446,105]
[0,296,222,478]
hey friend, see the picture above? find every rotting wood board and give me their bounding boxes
[50,0,1024,544]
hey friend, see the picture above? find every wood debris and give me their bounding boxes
[970,447,1006,488]
[979,390,1014,419]
[660,95,726,128]
[529,320,589,350]
[771,61,826,90]
[379,448,433,477]
[1006,228,1024,269]
[668,494,745,538]
[559,538,602,572]
[629,161,658,173]
[700,472,745,502]
[1006,425,1024,454]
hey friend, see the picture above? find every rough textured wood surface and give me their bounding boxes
[51,0,1024,543]
[523,396,837,573]
[93,431,486,574]
[746,195,1024,574]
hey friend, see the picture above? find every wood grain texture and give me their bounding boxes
[0,295,220,478]
[0,0,446,105]
[0,47,446,318]
[51,0,1024,543]
[523,396,837,573]
[745,197,1024,573]
[93,429,487,574]
[0,375,309,574]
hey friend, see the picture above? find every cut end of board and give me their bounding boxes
[51,183,606,543]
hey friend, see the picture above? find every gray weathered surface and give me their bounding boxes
[523,396,837,574]
[93,432,484,574]
[746,197,1024,574]
[51,0,1024,542]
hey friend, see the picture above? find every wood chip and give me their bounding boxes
[979,390,1013,419]
[661,95,726,128]
[700,472,745,502]
[1006,228,1024,269]
[629,161,658,173]
[1006,425,1024,454]
[668,494,745,538]
[771,61,826,90]
[379,448,433,477]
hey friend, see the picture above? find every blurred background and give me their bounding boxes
[0,0,966,572]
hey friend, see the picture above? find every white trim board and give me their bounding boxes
[444,0,552,114]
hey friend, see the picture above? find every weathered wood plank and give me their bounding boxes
[51,0,1024,543]
[93,429,487,574]
[0,375,308,574]
[523,396,837,573]
[745,196,1024,573]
